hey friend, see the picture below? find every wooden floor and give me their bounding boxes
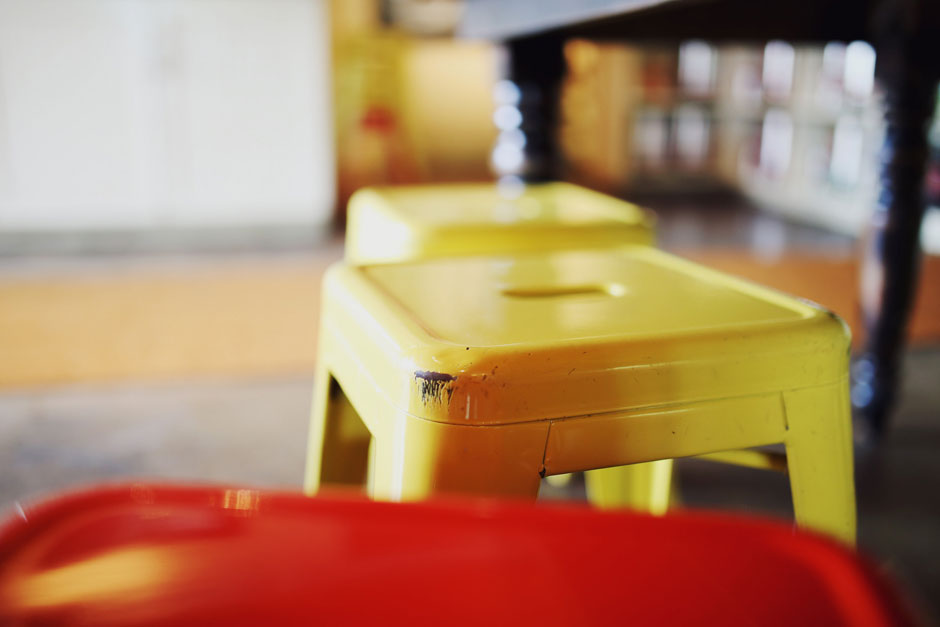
[0,244,938,389]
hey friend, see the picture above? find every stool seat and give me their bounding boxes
[306,247,855,542]
[345,182,654,264]
[355,247,845,424]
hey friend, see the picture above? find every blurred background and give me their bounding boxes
[0,0,938,612]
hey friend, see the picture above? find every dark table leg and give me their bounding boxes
[854,6,939,440]
[496,35,565,182]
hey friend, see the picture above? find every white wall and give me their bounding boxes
[0,0,334,231]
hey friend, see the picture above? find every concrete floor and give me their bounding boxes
[1,348,938,616]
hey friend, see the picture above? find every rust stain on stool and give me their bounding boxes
[415,371,457,406]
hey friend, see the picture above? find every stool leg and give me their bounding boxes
[585,460,674,515]
[369,414,548,502]
[303,365,372,495]
[784,384,857,544]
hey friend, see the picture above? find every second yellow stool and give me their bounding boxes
[344,181,654,264]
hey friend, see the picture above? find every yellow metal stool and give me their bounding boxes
[344,181,654,264]
[304,247,856,543]
[344,180,670,510]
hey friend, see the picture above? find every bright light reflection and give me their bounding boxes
[9,547,173,609]
[492,79,521,105]
[491,144,524,173]
[222,489,259,512]
[493,105,523,130]
[844,41,876,101]
[497,175,525,200]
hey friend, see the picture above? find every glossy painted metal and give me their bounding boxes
[344,180,663,512]
[304,246,856,543]
[0,484,917,626]
[344,182,655,264]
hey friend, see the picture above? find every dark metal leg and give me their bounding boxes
[495,35,565,182]
[854,4,940,440]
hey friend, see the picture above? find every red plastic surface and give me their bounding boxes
[0,484,916,626]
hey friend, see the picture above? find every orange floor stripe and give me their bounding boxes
[683,251,940,347]
[0,250,936,388]
[0,260,331,388]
